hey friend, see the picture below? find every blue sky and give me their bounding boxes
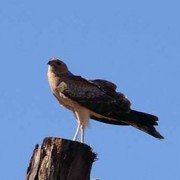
[0,0,180,179]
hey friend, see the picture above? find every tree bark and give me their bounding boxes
[26,137,96,180]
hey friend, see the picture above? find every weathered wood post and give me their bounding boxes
[26,137,96,180]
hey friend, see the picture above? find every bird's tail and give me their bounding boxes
[122,110,164,139]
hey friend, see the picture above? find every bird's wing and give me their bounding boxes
[57,75,130,118]
[89,79,117,92]
[57,75,164,139]
[89,79,131,112]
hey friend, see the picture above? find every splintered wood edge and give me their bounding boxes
[26,144,42,179]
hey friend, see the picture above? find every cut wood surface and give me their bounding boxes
[26,137,96,180]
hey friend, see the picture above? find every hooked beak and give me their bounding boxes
[47,61,52,65]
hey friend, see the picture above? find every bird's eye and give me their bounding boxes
[56,62,62,65]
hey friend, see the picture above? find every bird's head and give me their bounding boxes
[47,58,68,74]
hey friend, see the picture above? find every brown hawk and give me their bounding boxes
[47,58,164,143]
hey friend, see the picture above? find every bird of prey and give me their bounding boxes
[47,58,164,143]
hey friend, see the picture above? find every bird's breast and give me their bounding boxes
[47,69,61,92]
[53,92,74,111]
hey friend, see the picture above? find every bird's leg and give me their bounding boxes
[73,121,80,141]
[80,124,85,143]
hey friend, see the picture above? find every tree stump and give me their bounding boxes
[26,137,96,180]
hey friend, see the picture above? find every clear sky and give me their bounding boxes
[0,0,180,179]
